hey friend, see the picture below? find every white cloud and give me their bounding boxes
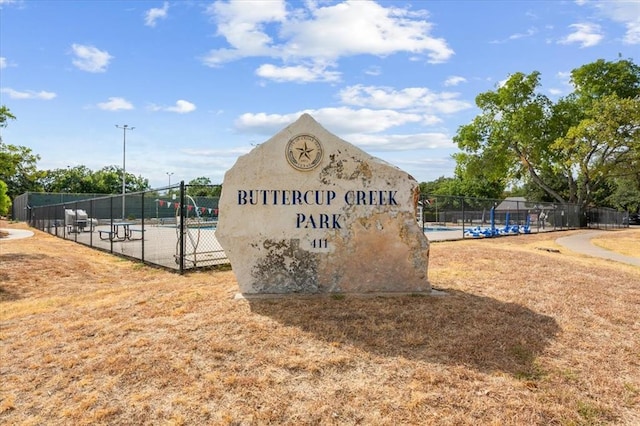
[235,108,453,152]
[1,87,56,100]
[203,0,287,66]
[444,76,466,87]
[256,63,341,83]
[235,107,423,135]
[167,100,196,113]
[558,23,603,48]
[591,0,640,44]
[71,43,113,72]
[364,66,382,76]
[202,0,454,81]
[338,85,472,114]
[509,27,537,40]
[490,27,538,44]
[149,99,197,113]
[546,70,574,97]
[181,147,250,157]
[97,97,134,111]
[555,71,574,91]
[145,2,169,27]
[0,57,17,69]
[281,1,453,63]
[344,132,455,151]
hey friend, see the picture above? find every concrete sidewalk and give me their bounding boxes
[556,231,640,267]
[0,228,34,241]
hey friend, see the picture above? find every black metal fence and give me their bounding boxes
[12,191,109,222]
[27,189,630,269]
[29,182,228,273]
[418,195,629,239]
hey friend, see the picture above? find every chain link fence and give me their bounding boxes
[417,195,629,240]
[29,182,227,273]
[26,188,631,269]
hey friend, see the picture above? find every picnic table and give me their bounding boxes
[98,222,145,241]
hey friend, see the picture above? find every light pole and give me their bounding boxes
[166,171,174,188]
[116,124,134,219]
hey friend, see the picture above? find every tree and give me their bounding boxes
[0,142,44,199]
[419,176,457,197]
[553,95,640,206]
[0,105,16,134]
[453,58,640,208]
[40,166,95,193]
[186,177,221,197]
[92,166,150,194]
[450,153,507,200]
[570,58,640,101]
[552,59,640,207]
[453,71,562,202]
[607,176,640,212]
[0,180,11,216]
[0,106,45,198]
[40,165,150,194]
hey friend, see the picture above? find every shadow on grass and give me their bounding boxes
[0,253,51,302]
[0,284,21,302]
[249,290,560,377]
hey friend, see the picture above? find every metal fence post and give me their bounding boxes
[461,196,465,235]
[89,198,94,247]
[109,196,114,253]
[179,181,185,274]
[141,192,145,262]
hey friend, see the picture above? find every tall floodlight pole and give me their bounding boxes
[116,124,135,219]
[166,171,174,188]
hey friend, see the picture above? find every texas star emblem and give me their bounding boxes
[285,134,323,171]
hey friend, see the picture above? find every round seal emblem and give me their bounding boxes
[285,134,323,171]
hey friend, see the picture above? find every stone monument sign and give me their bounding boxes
[216,114,430,296]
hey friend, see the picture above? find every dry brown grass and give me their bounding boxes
[592,230,640,258]
[1,221,639,425]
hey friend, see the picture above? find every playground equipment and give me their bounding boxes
[463,208,531,238]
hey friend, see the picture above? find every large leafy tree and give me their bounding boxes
[1,106,44,198]
[453,58,640,209]
[186,176,221,197]
[553,59,640,208]
[419,176,457,197]
[450,153,507,200]
[91,165,149,194]
[41,165,150,194]
[453,71,562,202]
[41,165,95,193]
[0,180,11,216]
[554,95,640,206]
[0,142,45,199]
[570,58,640,101]
[1,106,45,199]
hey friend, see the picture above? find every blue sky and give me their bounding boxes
[1,0,638,189]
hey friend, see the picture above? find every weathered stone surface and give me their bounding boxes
[216,114,430,295]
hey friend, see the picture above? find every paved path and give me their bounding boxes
[556,230,640,267]
[0,228,34,241]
